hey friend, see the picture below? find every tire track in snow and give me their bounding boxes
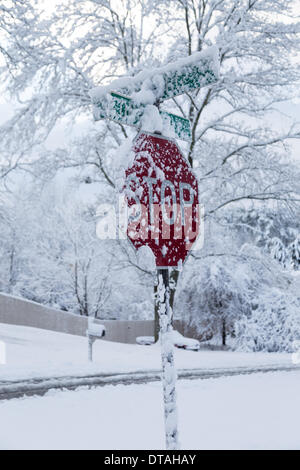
[0,364,299,401]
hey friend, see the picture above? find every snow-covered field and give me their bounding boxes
[0,323,299,450]
[0,371,299,450]
[0,322,295,382]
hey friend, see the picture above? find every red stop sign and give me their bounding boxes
[124,132,200,268]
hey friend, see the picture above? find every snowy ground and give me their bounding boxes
[0,371,299,450]
[0,322,295,382]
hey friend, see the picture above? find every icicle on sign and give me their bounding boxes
[123,131,200,268]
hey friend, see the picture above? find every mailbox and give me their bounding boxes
[87,318,106,362]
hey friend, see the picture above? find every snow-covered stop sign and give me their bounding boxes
[124,131,200,268]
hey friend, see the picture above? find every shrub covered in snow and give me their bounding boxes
[235,287,300,353]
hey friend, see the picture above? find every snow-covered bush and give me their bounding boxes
[233,245,300,352]
[235,287,300,353]
[177,242,300,350]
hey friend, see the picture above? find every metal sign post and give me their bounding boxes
[157,268,179,449]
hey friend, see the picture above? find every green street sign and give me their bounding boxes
[96,47,219,102]
[91,47,219,141]
[160,60,217,100]
[93,92,192,142]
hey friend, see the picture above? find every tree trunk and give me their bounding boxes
[154,281,160,342]
[169,269,179,311]
[222,318,226,346]
[8,245,15,293]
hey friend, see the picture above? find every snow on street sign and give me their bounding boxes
[115,47,218,100]
[91,46,219,103]
[124,131,200,268]
[159,53,218,100]
[93,92,192,142]
[90,46,219,142]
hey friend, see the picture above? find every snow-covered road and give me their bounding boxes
[0,322,296,383]
[1,363,299,401]
[0,371,299,450]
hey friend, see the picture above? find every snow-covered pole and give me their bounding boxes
[88,335,94,362]
[157,267,179,450]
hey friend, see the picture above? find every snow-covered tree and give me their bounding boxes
[1,0,299,209]
[0,0,299,338]
[268,237,288,267]
[288,236,300,271]
[0,175,154,319]
[225,206,300,269]
[0,1,38,183]
[235,287,300,352]
[176,239,300,349]
[177,252,253,345]
[0,203,18,293]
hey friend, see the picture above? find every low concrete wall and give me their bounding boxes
[0,293,88,336]
[0,292,155,343]
[0,293,199,344]
[99,320,155,344]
